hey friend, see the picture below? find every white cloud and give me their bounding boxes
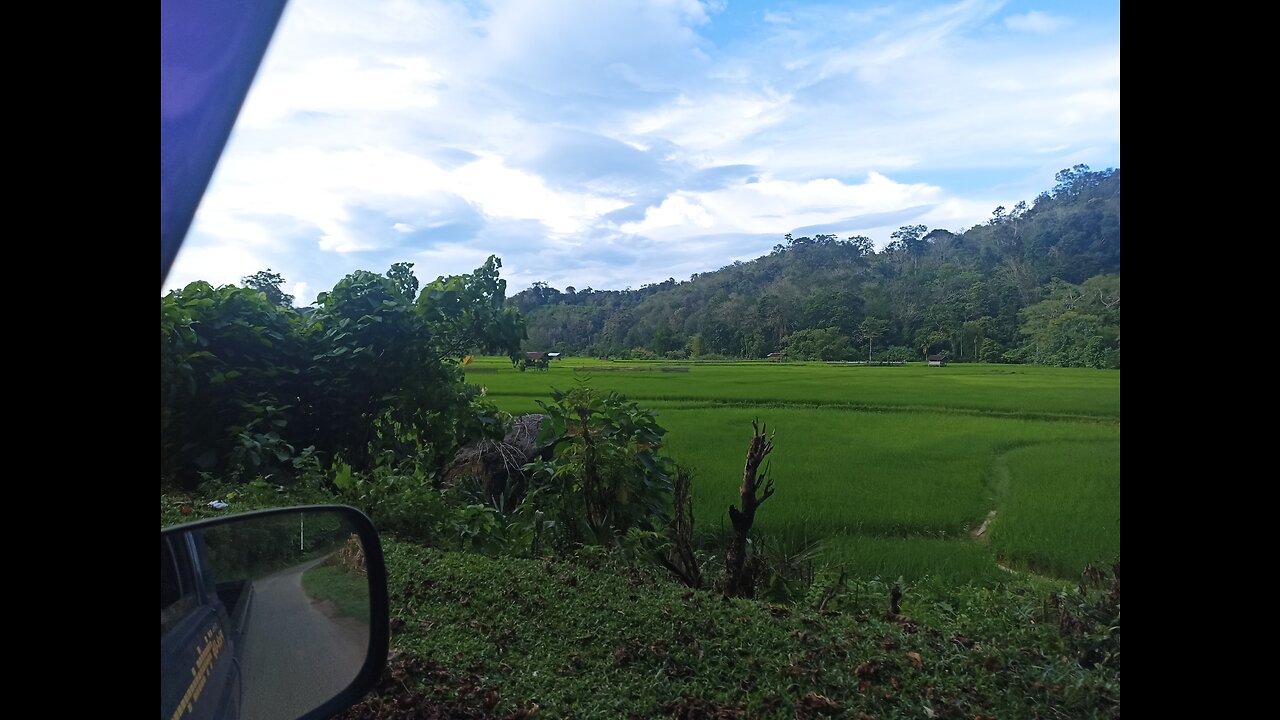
[166,244,270,292]
[238,55,442,130]
[413,244,506,279]
[1004,11,1070,34]
[167,0,1119,297]
[452,155,630,234]
[814,0,1005,80]
[190,145,453,255]
[477,0,712,96]
[624,91,793,156]
[622,172,944,241]
[621,194,716,234]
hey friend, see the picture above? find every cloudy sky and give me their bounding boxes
[166,0,1120,304]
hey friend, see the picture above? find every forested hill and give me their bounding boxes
[510,165,1120,368]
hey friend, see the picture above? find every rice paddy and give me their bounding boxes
[466,357,1120,581]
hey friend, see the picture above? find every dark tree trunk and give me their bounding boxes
[578,406,604,535]
[724,419,775,598]
[660,468,702,589]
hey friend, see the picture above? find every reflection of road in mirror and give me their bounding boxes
[240,554,369,720]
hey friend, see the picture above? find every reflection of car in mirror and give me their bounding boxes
[160,506,389,720]
[161,529,247,720]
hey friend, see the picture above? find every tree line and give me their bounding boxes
[161,257,524,490]
[511,166,1119,368]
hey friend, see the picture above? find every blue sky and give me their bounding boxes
[166,0,1120,303]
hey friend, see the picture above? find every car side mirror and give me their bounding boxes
[161,505,389,720]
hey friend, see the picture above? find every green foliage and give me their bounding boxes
[333,461,529,553]
[301,564,372,623]
[877,345,917,362]
[161,258,524,490]
[333,463,448,542]
[1018,275,1120,368]
[377,541,1121,718]
[160,280,305,486]
[752,534,822,603]
[649,317,681,354]
[915,327,951,359]
[306,265,471,471]
[469,358,1119,581]
[160,478,335,528]
[525,385,675,549]
[686,333,703,358]
[516,355,549,372]
[385,261,419,302]
[241,269,295,307]
[446,503,506,552]
[781,327,853,360]
[416,256,525,363]
[512,167,1119,366]
[858,316,888,360]
[988,441,1121,576]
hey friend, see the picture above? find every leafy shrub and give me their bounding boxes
[524,385,675,551]
[333,463,449,543]
[161,258,524,490]
[876,345,917,362]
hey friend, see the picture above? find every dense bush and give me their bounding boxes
[876,345,918,362]
[161,257,524,490]
[524,385,676,550]
[782,327,854,360]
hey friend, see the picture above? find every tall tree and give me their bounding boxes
[859,317,889,362]
[890,224,930,270]
[782,327,853,360]
[1017,275,1119,368]
[242,269,295,307]
[162,257,525,489]
[386,261,420,302]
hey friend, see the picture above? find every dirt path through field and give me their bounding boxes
[971,509,997,539]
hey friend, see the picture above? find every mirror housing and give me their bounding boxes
[161,505,389,720]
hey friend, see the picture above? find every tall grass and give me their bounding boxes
[815,535,1007,583]
[659,407,1117,539]
[987,440,1121,577]
[468,358,1120,580]
[466,357,1121,419]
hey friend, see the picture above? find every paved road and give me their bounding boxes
[240,556,370,720]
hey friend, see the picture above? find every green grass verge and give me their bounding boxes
[302,563,372,624]
[377,539,1119,719]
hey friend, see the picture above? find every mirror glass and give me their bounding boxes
[161,509,373,720]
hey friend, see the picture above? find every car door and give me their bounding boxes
[161,534,240,720]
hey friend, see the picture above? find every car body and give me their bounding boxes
[161,529,248,720]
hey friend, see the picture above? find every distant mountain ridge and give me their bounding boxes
[510,166,1119,368]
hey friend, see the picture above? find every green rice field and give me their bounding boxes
[466,357,1120,582]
